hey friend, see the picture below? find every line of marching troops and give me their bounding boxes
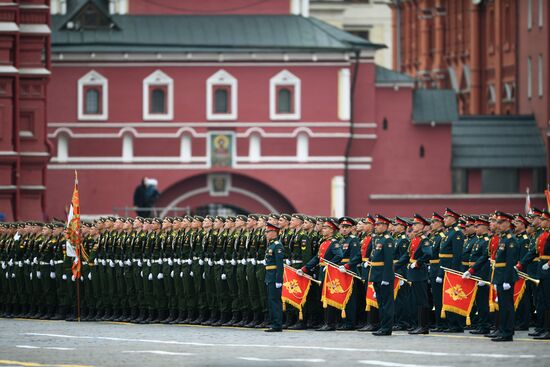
[0,208,549,341]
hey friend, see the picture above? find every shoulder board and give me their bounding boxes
[421,235,426,239]
[523,234,528,239]
[454,226,460,231]
[401,234,406,239]
[334,243,340,248]
[384,234,390,239]
[484,237,489,241]
[507,234,512,239]
[273,241,280,245]
[350,235,356,238]
[439,233,446,238]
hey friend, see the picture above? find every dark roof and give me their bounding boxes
[412,89,458,124]
[51,9,385,53]
[375,66,414,84]
[452,115,546,168]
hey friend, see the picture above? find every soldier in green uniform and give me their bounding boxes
[299,217,343,331]
[222,216,241,326]
[336,216,361,330]
[253,215,269,328]
[201,215,219,325]
[463,216,492,334]
[428,212,447,331]
[160,217,177,324]
[513,214,531,330]
[301,216,321,329]
[488,212,519,341]
[367,215,396,336]
[392,217,413,331]
[233,215,250,327]
[264,222,284,332]
[189,216,207,324]
[212,216,231,326]
[169,217,186,324]
[244,215,261,327]
[180,216,197,323]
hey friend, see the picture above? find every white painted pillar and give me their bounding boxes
[249,134,261,163]
[338,68,351,121]
[301,0,310,17]
[57,134,68,163]
[291,0,301,15]
[297,133,309,162]
[331,176,345,217]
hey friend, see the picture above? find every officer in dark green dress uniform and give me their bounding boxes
[368,215,395,336]
[437,208,465,332]
[336,216,361,330]
[392,216,413,331]
[513,214,532,330]
[463,216,492,334]
[299,217,343,331]
[264,223,284,332]
[396,214,432,334]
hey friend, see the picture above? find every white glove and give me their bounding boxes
[230,259,237,266]
[187,259,192,265]
[543,263,550,271]
[180,271,183,277]
[101,260,106,266]
[80,276,83,281]
[1,263,5,270]
[50,272,56,279]
[157,273,164,280]
[435,277,443,284]
[36,271,41,279]
[221,273,227,280]
[71,275,76,281]
[33,257,38,264]
[198,259,204,266]
[5,273,8,279]
[88,273,92,280]
[381,280,390,286]
[363,261,369,268]
[251,259,257,266]
[11,273,15,278]
[462,271,471,279]
[29,273,32,280]
[503,283,511,291]
[50,260,54,266]
[190,271,194,277]
[168,259,173,266]
[207,259,213,266]
[478,281,485,287]
[296,269,304,276]
[140,271,143,278]
[338,266,346,273]
[109,260,115,268]
[137,260,142,267]
[399,280,404,286]
[125,260,132,266]
[24,259,30,265]
[409,262,417,269]
[148,273,153,280]
[202,272,205,279]
[285,259,291,266]
[62,274,67,280]
[170,270,174,278]
[275,283,283,288]
[8,259,13,266]
[373,292,377,299]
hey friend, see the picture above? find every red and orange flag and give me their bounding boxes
[441,271,478,325]
[321,263,354,318]
[281,266,312,320]
[66,171,82,278]
[513,278,527,311]
[365,277,401,311]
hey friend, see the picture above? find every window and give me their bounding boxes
[533,168,547,193]
[527,0,533,30]
[487,84,496,104]
[538,55,543,97]
[57,134,69,163]
[528,57,533,98]
[338,68,350,120]
[85,88,100,114]
[214,88,229,113]
[270,70,301,120]
[481,169,518,193]
[503,82,515,102]
[143,70,173,120]
[122,133,133,162]
[452,169,468,194]
[180,134,192,162]
[207,70,237,120]
[78,70,108,120]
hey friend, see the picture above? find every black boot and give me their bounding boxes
[152,309,164,323]
[409,308,429,335]
[111,308,122,321]
[162,309,176,324]
[235,311,250,327]
[213,311,227,327]
[145,309,156,323]
[534,311,550,340]
[245,311,260,328]
[223,311,239,326]
[255,312,267,328]
[182,310,195,324]
[170,310,186,324]
[65,307,77,321]
[114,308,126,322]
[289,318,306,330]
[190,311,203,325]
[134,309,145,324]
[282,312,294,329]
[201,310,214,326]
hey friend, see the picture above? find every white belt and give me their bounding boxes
[205,258,211,262]
[193,257,200,261]
[216,260,225,265]
[175,259,181,265]
[39,261,49,265]
[24,259,31,265]
[132,259,140,263]
[247,258,255,263]
[259,260,266,265]
[162,258,168,262]
[240,259,247,265]
[292,260,303,264]
[152,259,162,264]
[55,260,63,265]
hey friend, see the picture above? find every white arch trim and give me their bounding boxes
[160,186,279,217]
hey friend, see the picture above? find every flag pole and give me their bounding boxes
[284,264,321,285]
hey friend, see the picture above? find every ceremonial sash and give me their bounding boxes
[409,237,421,260]
[318,239,332,262]
[361,236,372,260]
[537,231,549,257]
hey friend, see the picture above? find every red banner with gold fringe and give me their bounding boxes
[514,278,527,311]
[281,266,312,320]
[441,271,478,325]
[365,277,401,311]
[321,263,354,317]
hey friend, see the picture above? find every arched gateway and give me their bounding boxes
[157,173,296,216]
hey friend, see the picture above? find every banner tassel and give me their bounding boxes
[282,302,286,312]
[298,310,303,320]
[341,309,346,319]
[466,316,471,326]
[441,309,446,319]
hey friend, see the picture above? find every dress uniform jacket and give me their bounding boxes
[437,226,464,278]
[469,235,491,281]
[368,232,395,283]
[492,231,519,286]
[396,235,431,282]
[304,237,343,280]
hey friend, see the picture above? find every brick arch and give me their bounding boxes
[156,172,296,216]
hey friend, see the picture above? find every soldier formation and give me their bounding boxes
[0,209,549,342]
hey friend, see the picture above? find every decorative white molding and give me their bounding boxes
[206,70,237,121]
[48,163,372,170]
[338,68,351,121]
[77,70,108,121]
[331,176,345,217]
[49,121,377,128]
[143,70,174,121]
[370,194,545,200]
[270,70,301,120]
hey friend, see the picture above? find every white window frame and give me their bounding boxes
[270,70,301,120]
[538,54,544,97]
[528,56,533,99]
[206,70,237,121]
[78,70,108,121]
[143,70,174,121]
